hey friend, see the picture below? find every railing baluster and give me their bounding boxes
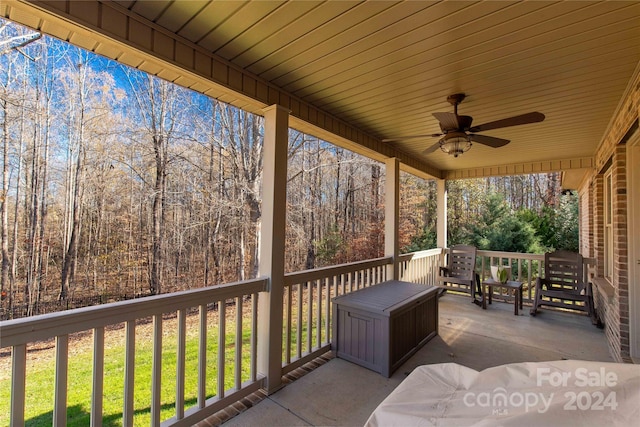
[424,256,428,282]
[285,285,292,364]
[54,334,68,427]
[426,256,430,282]
[151,314,163,426]
[307,280,313,353]
[412,259,422,283]
[176,309,186,420]
[11,344,27,427]
[217,300,226,399]
[198,304,207,409]
[316,279,322,348]
[235,296,242,390]
[296,284,302,359]
[426,255,430,281]
[325,277,331,344]
[251,293,258,382]
[91,327,104,427]
[528,259,534,300]
[123,320,135,427]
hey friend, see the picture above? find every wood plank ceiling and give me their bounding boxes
[4,1,640,177]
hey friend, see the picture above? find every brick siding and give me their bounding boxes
[582,71,638,362]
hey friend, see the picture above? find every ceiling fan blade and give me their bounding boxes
[423,141,441,154]
[432,112,459,130]
[382,133,442,142]
[469,112,544,132]
[469,133,510,148]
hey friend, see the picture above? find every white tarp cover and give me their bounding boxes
[365,360,640,426]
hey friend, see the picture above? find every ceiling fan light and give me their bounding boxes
[440,134,471,157]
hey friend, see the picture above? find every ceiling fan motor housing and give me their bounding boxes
[440,131,472,157]
[442,131,469,140]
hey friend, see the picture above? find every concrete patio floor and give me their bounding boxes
[199,292,613,426]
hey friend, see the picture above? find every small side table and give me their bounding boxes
[482,279,524,315]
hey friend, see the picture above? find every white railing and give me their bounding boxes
[476,250,545,303]
[2,248,580,426]
[1,278,266,427]
[399,249,597,307]
[398,248,546,303]
[281,256,392,373]
[398,248,444,285]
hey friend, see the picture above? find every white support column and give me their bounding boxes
[436,179,447,249]
[257,104,289,393]
[385,158,400,280]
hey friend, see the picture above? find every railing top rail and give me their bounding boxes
[398,248,443,261]
[476,249,545,261]
[0,278,267,348]
[284,256,392,285]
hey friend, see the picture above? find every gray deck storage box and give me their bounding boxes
[332,280,439,377]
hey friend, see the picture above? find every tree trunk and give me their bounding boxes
[60,64,88,300]
[1,97,10,298]
[60,149,83,300]
[150,134,166,294]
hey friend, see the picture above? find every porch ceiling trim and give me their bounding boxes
[443,156,594,180]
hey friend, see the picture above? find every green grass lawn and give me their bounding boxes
[0,287,329,426]
[0,313,254,427]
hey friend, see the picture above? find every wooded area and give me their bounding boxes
[0,20,575,318]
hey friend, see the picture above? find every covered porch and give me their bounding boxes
[200,292,611,427]
[2,249,611,426]
[1,1,639,426]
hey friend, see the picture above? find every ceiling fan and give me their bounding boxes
[382,93,545,157]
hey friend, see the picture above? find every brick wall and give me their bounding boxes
[613,145,630,361]
[593,175,604,278]
[582,71,638,362]
[579,185,593,258]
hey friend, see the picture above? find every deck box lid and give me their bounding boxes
[332,280,437,316]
